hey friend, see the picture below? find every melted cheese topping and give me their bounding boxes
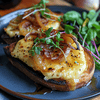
[4,26,20,37]
[5,16,62,38]
[4,15,22,37]
[11,38,87,90]
[46,20,62,30]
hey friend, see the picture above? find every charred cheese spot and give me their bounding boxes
[11,39,35,68]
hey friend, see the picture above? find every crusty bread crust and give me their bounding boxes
[4,43,95,91]
[76,48,95,89]
[1,33,24,44]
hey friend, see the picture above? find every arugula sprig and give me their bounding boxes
[63,11,83,25]
[23,0,60,21]
[26,0,49,10]
[29,37,42,56]
[23,0,50,19]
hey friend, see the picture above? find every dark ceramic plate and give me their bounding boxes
[0,6,100,100]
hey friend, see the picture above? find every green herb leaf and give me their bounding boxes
[63,11,81,22]
[64,25,75,34]
[87,28,97,41]
[73,20,76,26]
[76,18,83,25]
[34,46,42,55]
[40,10,45,16]
[31,51,35,56]
[44,13,51,18]
[56,41,59,46]
[39,0,49,8]
[57,16,62,21]
[88,20,99,28]
[81,26,88,34]
[92,24,100,29]
[88,44,95,53]
[87,10,96,20]
[72,32,78,38]
[46,39,53,44]
[56,32,61,39]
[92,10,100,21]
[97,30,100,38]
[29,50,35,56]
[82,26,88,32]
[56,33,63,42]
[45,8,50,12]
[40,38,46,43]
[34,37,39,43]
[45,27,53,37]
[82,12,87,19]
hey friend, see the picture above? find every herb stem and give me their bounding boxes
[95,59,100,64]
[79,26,81,33]
[77,31,89,47]
[44,12,60,18]
[91,40,99,57]
[82,34,87,46]
[82,46,100,61]
[58,46,67,61]
[25,7,34,12]
[23,8,45,19]
[45,32,65,40]
[32,42,38,48]
[46,31,67,61]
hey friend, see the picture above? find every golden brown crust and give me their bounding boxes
[76,48,95,89]
[4,43,95,91]
[48,46,95,91]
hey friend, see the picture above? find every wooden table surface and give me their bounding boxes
[0,0,100,100]
[0,0,71,16]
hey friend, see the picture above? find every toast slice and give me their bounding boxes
[3,41,95,91]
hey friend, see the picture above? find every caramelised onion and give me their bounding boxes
[37,33,80,60]
[9,23,19,27]
[70,36,80,50]
[34,9,63,31]
[35,12,47,31]
[61,43,76,50]
[40,44,64,60]
[23,9,36,22]
[60,33,80,50]
[27,29,80,60]
[9,15,23,27]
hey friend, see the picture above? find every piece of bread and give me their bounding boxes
[4,39,95,91]
[2,10,63,44]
